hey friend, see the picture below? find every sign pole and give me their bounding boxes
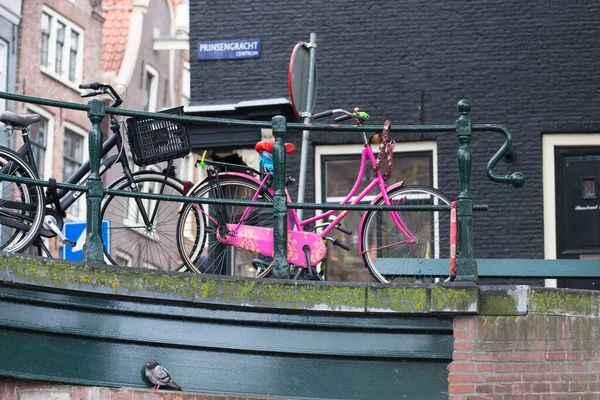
[296,33,317,221]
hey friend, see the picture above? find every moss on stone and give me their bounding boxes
[3,255,552,316]
[529,289,600,316]
[1,255,368,311]
[431,285,478,312]
[479,292,521,316]
[197,277,366,310]
[367,286,430,312]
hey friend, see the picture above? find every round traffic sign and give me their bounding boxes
[288,41,318,118]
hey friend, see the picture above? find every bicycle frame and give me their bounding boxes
[15,122,121,212]
[7,114,168,239]
[199,141,416,268]
[289,143,414,242]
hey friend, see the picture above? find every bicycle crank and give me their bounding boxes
[42,212,76,247]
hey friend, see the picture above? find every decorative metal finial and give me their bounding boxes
[457,100,471,114]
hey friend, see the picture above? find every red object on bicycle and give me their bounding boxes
[449,201,457,279]
[255,141,296,154]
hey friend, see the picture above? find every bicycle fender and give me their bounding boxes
[356,180,405,256]
[177,172,272,213]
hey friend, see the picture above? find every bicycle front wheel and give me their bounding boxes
[0,147,45,253]
[361,185,451,283]
[100,171,185,271]
[177,175,274,277]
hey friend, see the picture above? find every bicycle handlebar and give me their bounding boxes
[79,81,123,108]
[312,110,333,119]
[334,114,353,123]
[313,108,369,125]
[79,82,102,90]
[80,90,103,98]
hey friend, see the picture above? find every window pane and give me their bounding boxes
[55,21,65,75]
[68,30,79,82]
[324,152,431,198]
[40,13,51,68]
[144,72,153,111]
[63,129,83,180]
[41,13,50,32]
[64,129,85,218]
[29,115,48,178]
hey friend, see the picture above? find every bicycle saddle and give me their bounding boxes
[255,141,296,154]
[0,111,41,129]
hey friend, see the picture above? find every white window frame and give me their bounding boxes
[182,61,190,107]
[542,133,600,288]
[26,105,55,181]
[40,6,84,89]
[144,64,159,112]
[314,141,439,204]
[63,121,88,220]
[314,141,439,278]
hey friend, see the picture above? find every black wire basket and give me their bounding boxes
[126,106,190,166]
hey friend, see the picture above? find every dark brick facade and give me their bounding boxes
[189,1,600,262]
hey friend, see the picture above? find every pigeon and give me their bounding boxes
[144,360,182,391]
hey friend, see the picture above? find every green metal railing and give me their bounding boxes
[0,91,525,283]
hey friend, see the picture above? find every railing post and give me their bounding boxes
[271,115,289,278]
[455,100,478,282]
[83,99,106,263]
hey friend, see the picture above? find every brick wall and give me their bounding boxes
[0,379,274,400]
[16,0,104,255]
[449,315,600,399]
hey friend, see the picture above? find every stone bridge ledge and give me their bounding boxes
[2,253,598,316]
[0,253,478,314]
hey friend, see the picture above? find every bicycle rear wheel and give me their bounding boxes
[0,147,45,253]
[100,171,185,271]
[177,175,274,277]
[360,185,451,283]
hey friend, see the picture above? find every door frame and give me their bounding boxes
[542,133,600,287]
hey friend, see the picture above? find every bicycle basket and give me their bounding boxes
[126,106,190,166]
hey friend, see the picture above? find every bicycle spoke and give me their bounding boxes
[101,172,184,271]
[361,185,451,283]
[177,176,274,277]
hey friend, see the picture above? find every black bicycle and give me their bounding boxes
[0,82,190,271]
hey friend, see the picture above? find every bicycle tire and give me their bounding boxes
[360,185,451,283]
[177,175,274,277]
[100,171,186,271]
[0,146,45,253]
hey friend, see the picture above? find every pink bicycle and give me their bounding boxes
[176,109,451,283]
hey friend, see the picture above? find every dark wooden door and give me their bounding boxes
[555,147,600,289]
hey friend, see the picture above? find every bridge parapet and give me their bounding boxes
[0,253,479,314]
[2,254,600,398]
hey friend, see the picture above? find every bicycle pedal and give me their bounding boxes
[63,240,77,247]
[285,176,295,187]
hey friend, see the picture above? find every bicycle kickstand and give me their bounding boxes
[302,245,321,281]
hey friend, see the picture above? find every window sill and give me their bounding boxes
[40,67,82,93]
